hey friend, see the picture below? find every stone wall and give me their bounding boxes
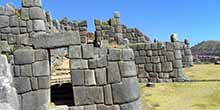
[69,46,140,110]
[130,37,193,83]
[0,1,141,109]
[94,12,149,44]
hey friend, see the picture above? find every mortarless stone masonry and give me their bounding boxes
[0,0,193,110]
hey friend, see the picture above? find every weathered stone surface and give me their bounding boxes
[30,7,44,19]
[84,70,96,85]
[174,50,182,59]
[70,59,88,69]
[32,32,81,48]
[13,66,20,77]
[38,77,50,89]
[82,44,94,59]
[84,105,97,110]
[30,77,38,90]
[121,49,134,61]
[16,34,30,45]
[33,20,46,31]
[104,85,113,105]
[22,0,42,7]
[69,46,81,59]
[112,77,139,104]
[166,52,175,61]
[135,57,146,64]
[22,90,49,110]
[32,60,50,76]
[20,8,29,20]
[9,16,19,27]
[120,100,140,110]
[162,62,173,72]
[151,56,160,63]
[20,64,32,77]
[73,87,104,105]
[71,70,84,86]
[88,59,97,69]
[107,62,121,83]
[0,16,9,28]
[95,68,107,85]
[14,49,34,64]
[69,106,84,110]
[0,41,10,53]
[14,77,31,94]
[108,48,121,61]
[96,56,107,68]
[145,64,153,72]
[35,49,48,61]
[173,60,183,68]
[119,61,137,77]
[97,105,120,110]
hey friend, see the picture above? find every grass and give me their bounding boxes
[140,64,220,110]
[140,82,220,110]
[184,64,220,80]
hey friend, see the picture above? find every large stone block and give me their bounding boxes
[120,100,140,110]
[22,90,49,110]
[30,7,44,19]
[96,56,107,68]
[30,77,38,90]
[38,76,50,89]
[33,20,46,31]
[119,61,137,77]
[32,32,81,48]
[145,64,153,72]
[20,8,29,20]
[85,70,96,86]
[112,77,139,104]
[14,49,34,64]
[0,16,9,28]
[104,85,113,105]
[88,59,97,69]
[95,68,107,85]
[174,50,182,59]
[173,60,183,68]
[69,45,81,59]
[69,106,84,110]
[97,105,120,110]
[107,62,121,83]
[162,62,173,72]
[166,52,175,61]
[84,105,97,110]
[108,48,121,61]
[14,77,31,94]
[9,16,19,27]
[70,59,88,69]
[22,0,42,7]
[35,49,48,61]
[82,44,94,59]
[71,70,84,86]
[73,87,104,105]
[121,49,134,61]
[20,64,32,77]
[135,57,146,64]
[33,60,50,76]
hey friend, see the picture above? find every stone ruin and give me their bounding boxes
[0,0,193,110]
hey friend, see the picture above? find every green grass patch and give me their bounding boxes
[140,82,220,110]
[184,64,220,80]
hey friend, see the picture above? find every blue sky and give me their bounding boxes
[1,0,220,45]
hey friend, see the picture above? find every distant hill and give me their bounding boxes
[191,40,220,55]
